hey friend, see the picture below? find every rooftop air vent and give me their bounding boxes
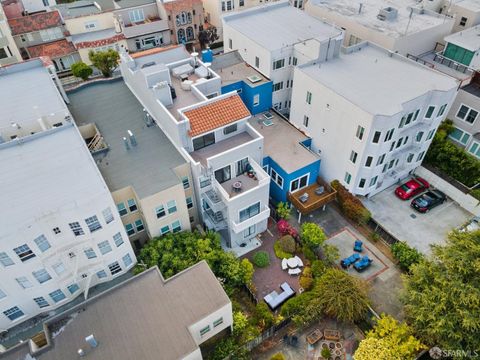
[262,112,274,126]
[377,7,398,21]
[141,62,156,69]
[247,75,262,83]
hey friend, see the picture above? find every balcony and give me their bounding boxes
[204,209,228,231]
[202,189,226,213]
[122,18,169,39]
[231,205,270,234]
[288,177,336,215]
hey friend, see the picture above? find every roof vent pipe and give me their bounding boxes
[358,3,363,14]
[78,349,85,357]
[85,334,98,348]
[128,130,137,146]
[123,137,130,150]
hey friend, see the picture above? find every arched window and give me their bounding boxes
[180,12,187,24]
[186,27,194,41]
[187,12,192,23]
[175,15,181,26]
[177,28,186,43]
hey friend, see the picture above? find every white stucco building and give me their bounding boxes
[222,1,343,116]
[289,42,458,196]
[0,59,136,331]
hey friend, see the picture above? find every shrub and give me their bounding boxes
[88,49,119,77]
[270,353,286,360]
[321,244,339,266]
[276,202,291,220]
[470,188,480,201]
[278,235,296,253]
[302,245,316,261]
[391,241,423,272]
[369,233,381,242]
[301,222,327,249]
[252,251,270,268]
[311,260,326,278]
[71,62,92,80]
[254,302,274,330]
[300,274,313,291]
[277,219,298,238]
[321,347,332,359]
[331,180,372,223]
[274,240,293,259]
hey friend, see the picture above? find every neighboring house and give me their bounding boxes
[67,79,197,251]
[0,261,233,360]
[289,42,458,196]
[441,25,480,70]
[0,58,136,331]
[439,0,480,34]
[54,0,127,66]
[113,0,171,53]
[162,0,204,48]
[5,4,80,73]
[120,45,270,254]
[304,0,454,56]
[0,4,21,65]
[222,1,344,117]
[20,0,56,14]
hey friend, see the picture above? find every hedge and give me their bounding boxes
[391,241,423,272]
[331,180,371,223]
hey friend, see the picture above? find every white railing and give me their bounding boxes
[231,205,270,234]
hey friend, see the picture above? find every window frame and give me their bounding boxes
[289,174,309,193]
[98,240,113,255]
[239,202,261,223]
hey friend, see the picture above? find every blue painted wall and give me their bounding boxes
[263,156,321,204]
[221,80,272,115]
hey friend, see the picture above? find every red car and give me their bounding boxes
[395,177,429,200]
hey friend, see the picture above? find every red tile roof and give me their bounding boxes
[75,34,125,49]
[8,10,63,35]
[27,39,77,59]
[184,95,251,137]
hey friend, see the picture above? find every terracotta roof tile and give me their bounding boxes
[75,34,125,49]
[27,39,77,59]
[184,95,251,137]
[130,45,181,59]
[8,10,63,35]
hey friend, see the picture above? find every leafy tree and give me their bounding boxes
[403,230,480,350]
[301,222,327,250]
[240,258,254,285]
[391,241,423,272]
[281,291,321,326]
[198,26,219,49]
[209,337,249,360]
[276,201,291,220]
[252,251,270,268]
[71,62,92,80]
[311,260,326,278]
[88,49,119,77]
[253,302,274,330]
[233,311,248,336]
[354,314,425,360]
[321,243,340,266]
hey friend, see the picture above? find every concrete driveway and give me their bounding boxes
[363,184,472,255]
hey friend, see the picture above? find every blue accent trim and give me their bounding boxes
[221,80,272,115]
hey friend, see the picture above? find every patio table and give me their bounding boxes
[287,257,298,268]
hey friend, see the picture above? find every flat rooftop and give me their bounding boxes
[67,79,187,198]
[54,0,113,19]
[72,28,119,44]
[211,51,269,87]
[222,1,342,51]
[452,0,480,12]
[445,25,480,52]
[2,262,230,360]
[248,112,318,174]
[298,42,458,116]
[307,0,448,38]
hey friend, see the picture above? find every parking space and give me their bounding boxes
[363,183,472,255]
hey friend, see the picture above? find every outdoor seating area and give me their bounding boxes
[340,238,373,272]
[281,255,303,275]
[288,177,337,219]
[263,282,296,311]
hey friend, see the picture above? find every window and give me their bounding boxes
[349,151,358,164]
[365,156,373,167]
[427,129,436,140]
[437,104,447,117]
[228,38,232,49]
[376,153,386,166]
[161,225,170,235]
[290,174,309,192]
[255,56,259,68]
[399,116,406,129]
[405,113,413,125]
[13,244,35,262]
[407,153,414,163]
[372,131,381,143]
[123,253,133,267]
[404,136,409,145]
[69,222,85,236]
[193,132,215,151]
[273,82,283,92]
[370,176,378,187]
[167,200,177,214]
[239,0,244,6]
[129,8,145,22]
[416,131,424,142]
[344,172,352,184]
[382,164,388,173]
[85,215,102,233]
[97,270,107,279]
[34,297,49,309]
[84,248,97,259]
[108,261,122,275]
[127,199,137,212]
[356,125,365,140]
[460,16,467,26]
[456,105,478,124]
[358,178,366,188]
[125,223,135,236]
[170,220,180,233]
[135,219,144,232]
[215,166,231,184]
[52,227,61,235]
[244,224,255,238]
[190,216,195,223]
[0,252,14,267]
[253,94,260,106]
[3,306,24,321]
[417,151,425,162]
[306,91,312,104]
[240,202,261,222]
[98,240,112,255]
[200,325,211,336]
[425,106,435,119]
[186,197,193,209]
[155,205,166,219]
[49,289,66,303]
[272,59,285,70]
[388,159,395,169]
[303,115,309,127]
[117,202,127,216]
[113,232,124,247]
[449,127,471,145]
[84,21,98,30]
[468,141,480,158]
[384,128,394,142]
[413,109,420,121]
[396,138,403,148]
[67,283,80,294]
[270,168,284,188]
[32,269,51,284]
[390,141,396,152]
[102,207,114,224]
[52,262,66,275]
[292,57,298,66]
[186,26,194,41]
[34,235,50,252]
[16,276,33,289]
[223,123,237,135]
[213,317,224,327]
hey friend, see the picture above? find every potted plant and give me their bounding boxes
[321,347,332,360]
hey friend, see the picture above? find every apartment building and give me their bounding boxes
[0,261,232,360]
[54,0,127,65]
[120,45,270,253]
[290,42,458,196]
[162,0,204,47]
[438,0,480,34]
[67,78,197,250]
[305,0,454,56]
[19,0,56,14]
[0,4,21,65]
[441,25,480,70]
[0,59,136,331]
[222,1,344,116]
[3,1,80,73]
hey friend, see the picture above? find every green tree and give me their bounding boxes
[301,222,327,250]
[240,258,254,285]
[88,49,119,77]
[403,230,480,350]
[233,311,248,336]
[71,61,92,80]
[391,241,423,272]
[354,314,425,360]
[276,201,291,220]
[270,353,286,360]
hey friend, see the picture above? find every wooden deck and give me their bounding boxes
[288,177,336,215]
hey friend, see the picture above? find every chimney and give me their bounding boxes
[128,130,137,146]
[78,349,85,357]
[85,334,98,348]
[123,137,130,150]
[358,3,363,14]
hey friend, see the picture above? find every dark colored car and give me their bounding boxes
[411,190,447,213]
[340,253,360,268]
[354,255,373,271]
[395,177,430,200]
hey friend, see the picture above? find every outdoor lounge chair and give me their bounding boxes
[281,258,288,270]
[354,240,363,252]
[299,193,309,203]
[294,255,303,267]
[315,186,325,195]
[354,255,373,271]
[340,253,361,268]
[288,268,301,275]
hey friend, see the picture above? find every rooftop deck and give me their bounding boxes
[211,51,269,87]
[167,74,201,121]
[220,174,259,198]
[288,177,336,215]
